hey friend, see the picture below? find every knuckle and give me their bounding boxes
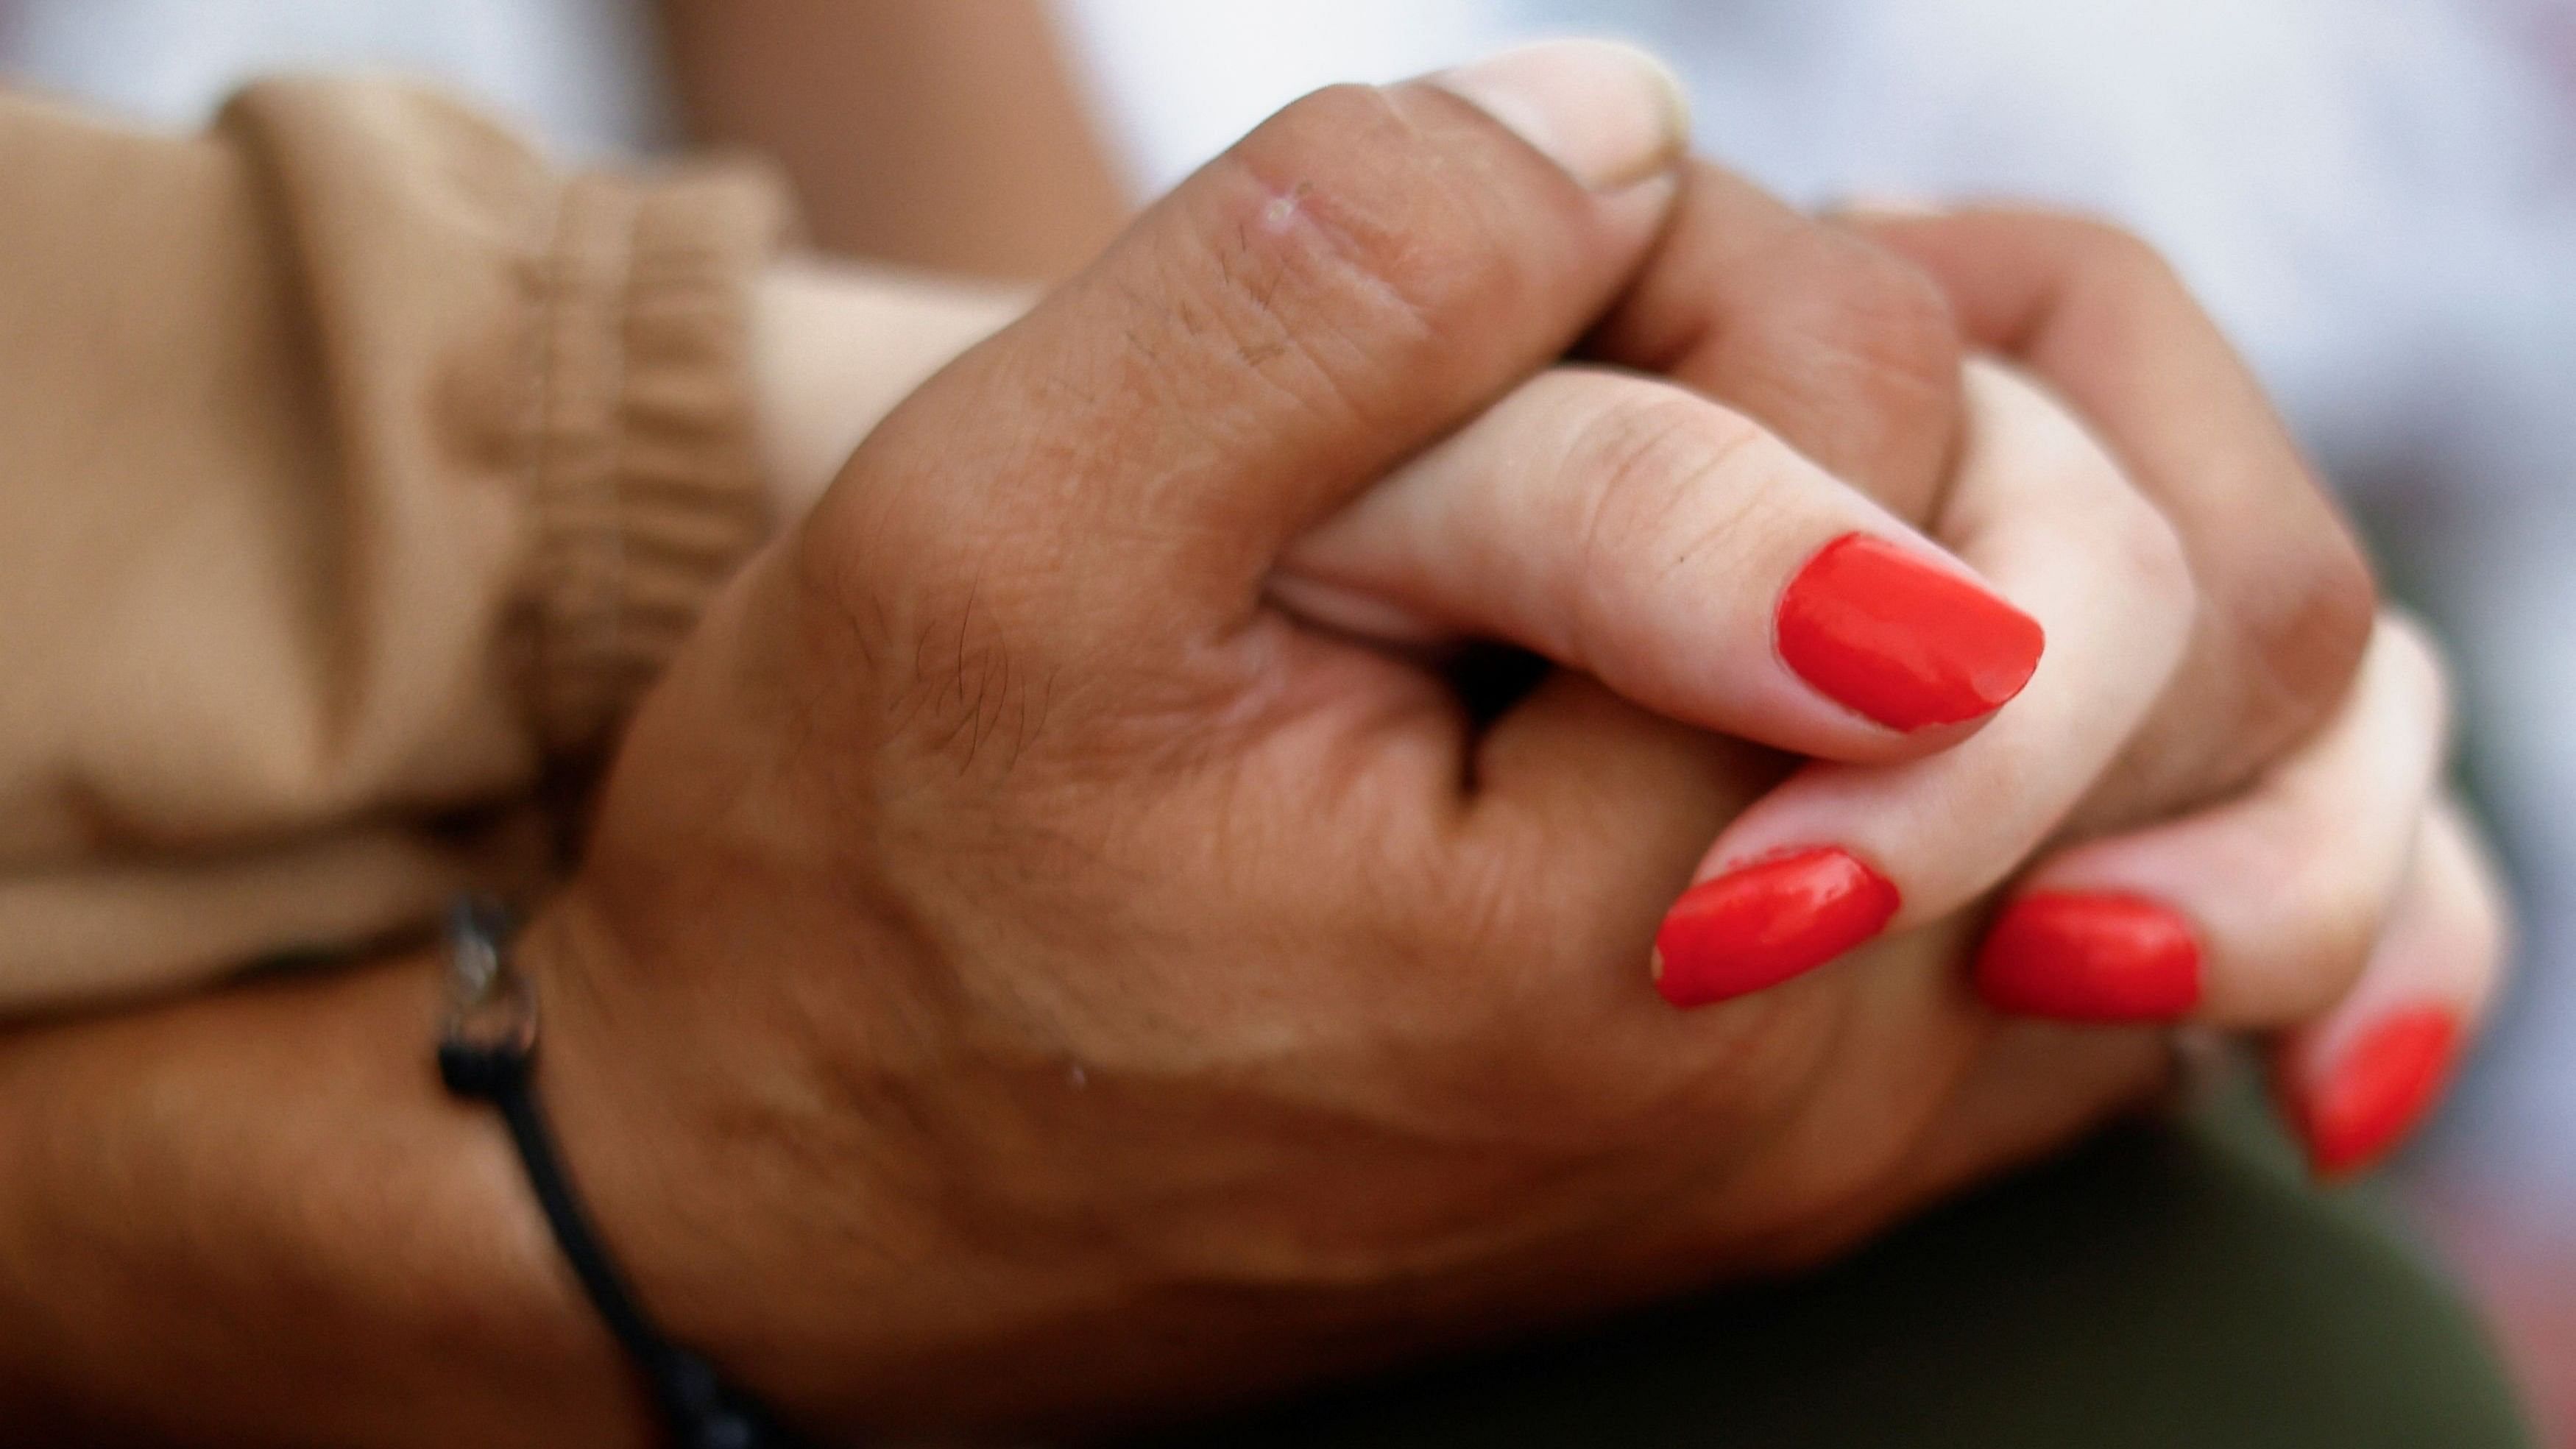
[1567,388,1760,523]
[1553,388,1766,653]
[2054,215,2190,300]
[2302,517,2384,644]
[2027,214,2379,733]
[1202,85,1501,365]
[2244,513,2379,734]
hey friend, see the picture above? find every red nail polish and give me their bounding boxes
[1654,847,1900,1007]
[2296,1006,2462,1179]
[1776,533,2045,731]
[1973,892,2202,1021]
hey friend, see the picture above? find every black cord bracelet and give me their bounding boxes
[436,898,814,1449]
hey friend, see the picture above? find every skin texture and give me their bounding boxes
[1818,215,2502,1163]
[0,954,650,1447]
[1273,355,2201,985]
[1836,208,2377,827]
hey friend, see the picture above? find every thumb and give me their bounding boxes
[804,40,1688,667]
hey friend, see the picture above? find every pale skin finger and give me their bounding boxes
[1273,366,2044,762]
[1974,613,2449,1025]
[1654,361,2195,1007]
[2276,796,2509,1178]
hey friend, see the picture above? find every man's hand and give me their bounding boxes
[523,43,2173,1438]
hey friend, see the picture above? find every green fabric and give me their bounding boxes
[1134,1108,2532,1448]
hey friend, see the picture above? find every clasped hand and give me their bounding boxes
[525,40,2505,1438]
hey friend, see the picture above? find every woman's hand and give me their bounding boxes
[1841,210,2508,1174]
[1971,613,2505,1174]
[1277,355,2191,1004]
[1276,156,2503,1173]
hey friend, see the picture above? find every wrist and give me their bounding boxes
[0,954,653,1447]
[524,862,1013,1436]
[517,886,876,1423]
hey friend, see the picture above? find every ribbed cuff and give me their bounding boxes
[521,161,788,761]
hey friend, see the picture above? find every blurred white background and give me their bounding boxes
[5,0,2570,1430]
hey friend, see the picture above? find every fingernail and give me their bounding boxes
[1972,892,2203,1021]
[1432,39,1691,191]
[1653,847,1900,1008]
[2296,1006,2463,1179]
[1777,533,2045,731]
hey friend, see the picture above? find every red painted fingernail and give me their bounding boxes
[1973,892,2203,1021]
[1776,533,2045,731]
[2296,1006,2463,1179]
[1654,847,1900,1007]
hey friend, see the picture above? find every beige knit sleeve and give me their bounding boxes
[0,78,788,1007]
